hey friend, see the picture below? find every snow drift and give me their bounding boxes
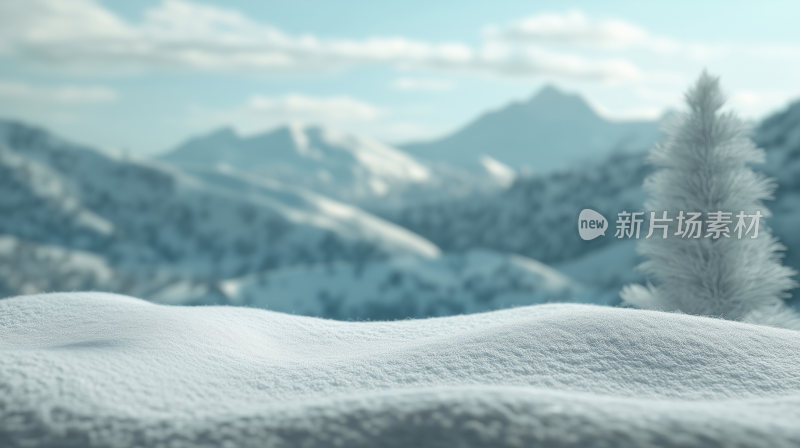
[2,293,800,447]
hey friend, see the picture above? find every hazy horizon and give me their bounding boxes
[2,0,800,155]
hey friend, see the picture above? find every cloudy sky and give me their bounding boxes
[1,0,799,155]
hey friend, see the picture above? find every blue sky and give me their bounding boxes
[1,0,799,155]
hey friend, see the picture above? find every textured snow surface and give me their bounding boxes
[2,293,800,447]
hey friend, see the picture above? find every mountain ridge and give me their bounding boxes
[400,85,662,173]
[159,123,434,204]
[0,119,441,282]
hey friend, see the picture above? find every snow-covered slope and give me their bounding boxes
[160,124,435,204]
[0,235,113,296]
[2,292,800,447]
[757,100,800,284]
[384,99,800,303]
[554,239,641,304]
[221,249,588,319]
[384,150,648,265]
[0,120,439,281]
[401,85,661,173]
[0,234,230,306]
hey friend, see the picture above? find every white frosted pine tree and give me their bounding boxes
[621,72,797,324]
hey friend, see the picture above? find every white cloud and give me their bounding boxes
[189,93,382,135]
[612,85,795,121]
[2,2,796,123]
[728,90,796,118]
[392,78,454,92]
[187,93,437,144]
[0,79,116,103]
[245,94,383,122]
[486,10,679,53]
[485,10,800,64]
[592,103,664,121]
[0,0,642,82]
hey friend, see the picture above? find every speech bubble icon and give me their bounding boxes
[578,209,608,241]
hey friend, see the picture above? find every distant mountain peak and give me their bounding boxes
[159,122,433,203]
[400,85,662,171]
[531,84,571,101]
[524,84,597,117]
[206,126,238,140]
[251,123,329,142]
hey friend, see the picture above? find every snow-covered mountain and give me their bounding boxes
[0,234,228,305]
[757,99,800,281]
[1,119,595,315]
[401,85,662,173]
[157,86,661,208]
[159,124,444,205]
[379,150,649,303]
[4,93,800,317]
[384,99,800,304]
[0,120,439,283]
[382,150,648,263]
[221,249,589,320]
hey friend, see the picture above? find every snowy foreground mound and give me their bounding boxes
[2,293,800,447]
